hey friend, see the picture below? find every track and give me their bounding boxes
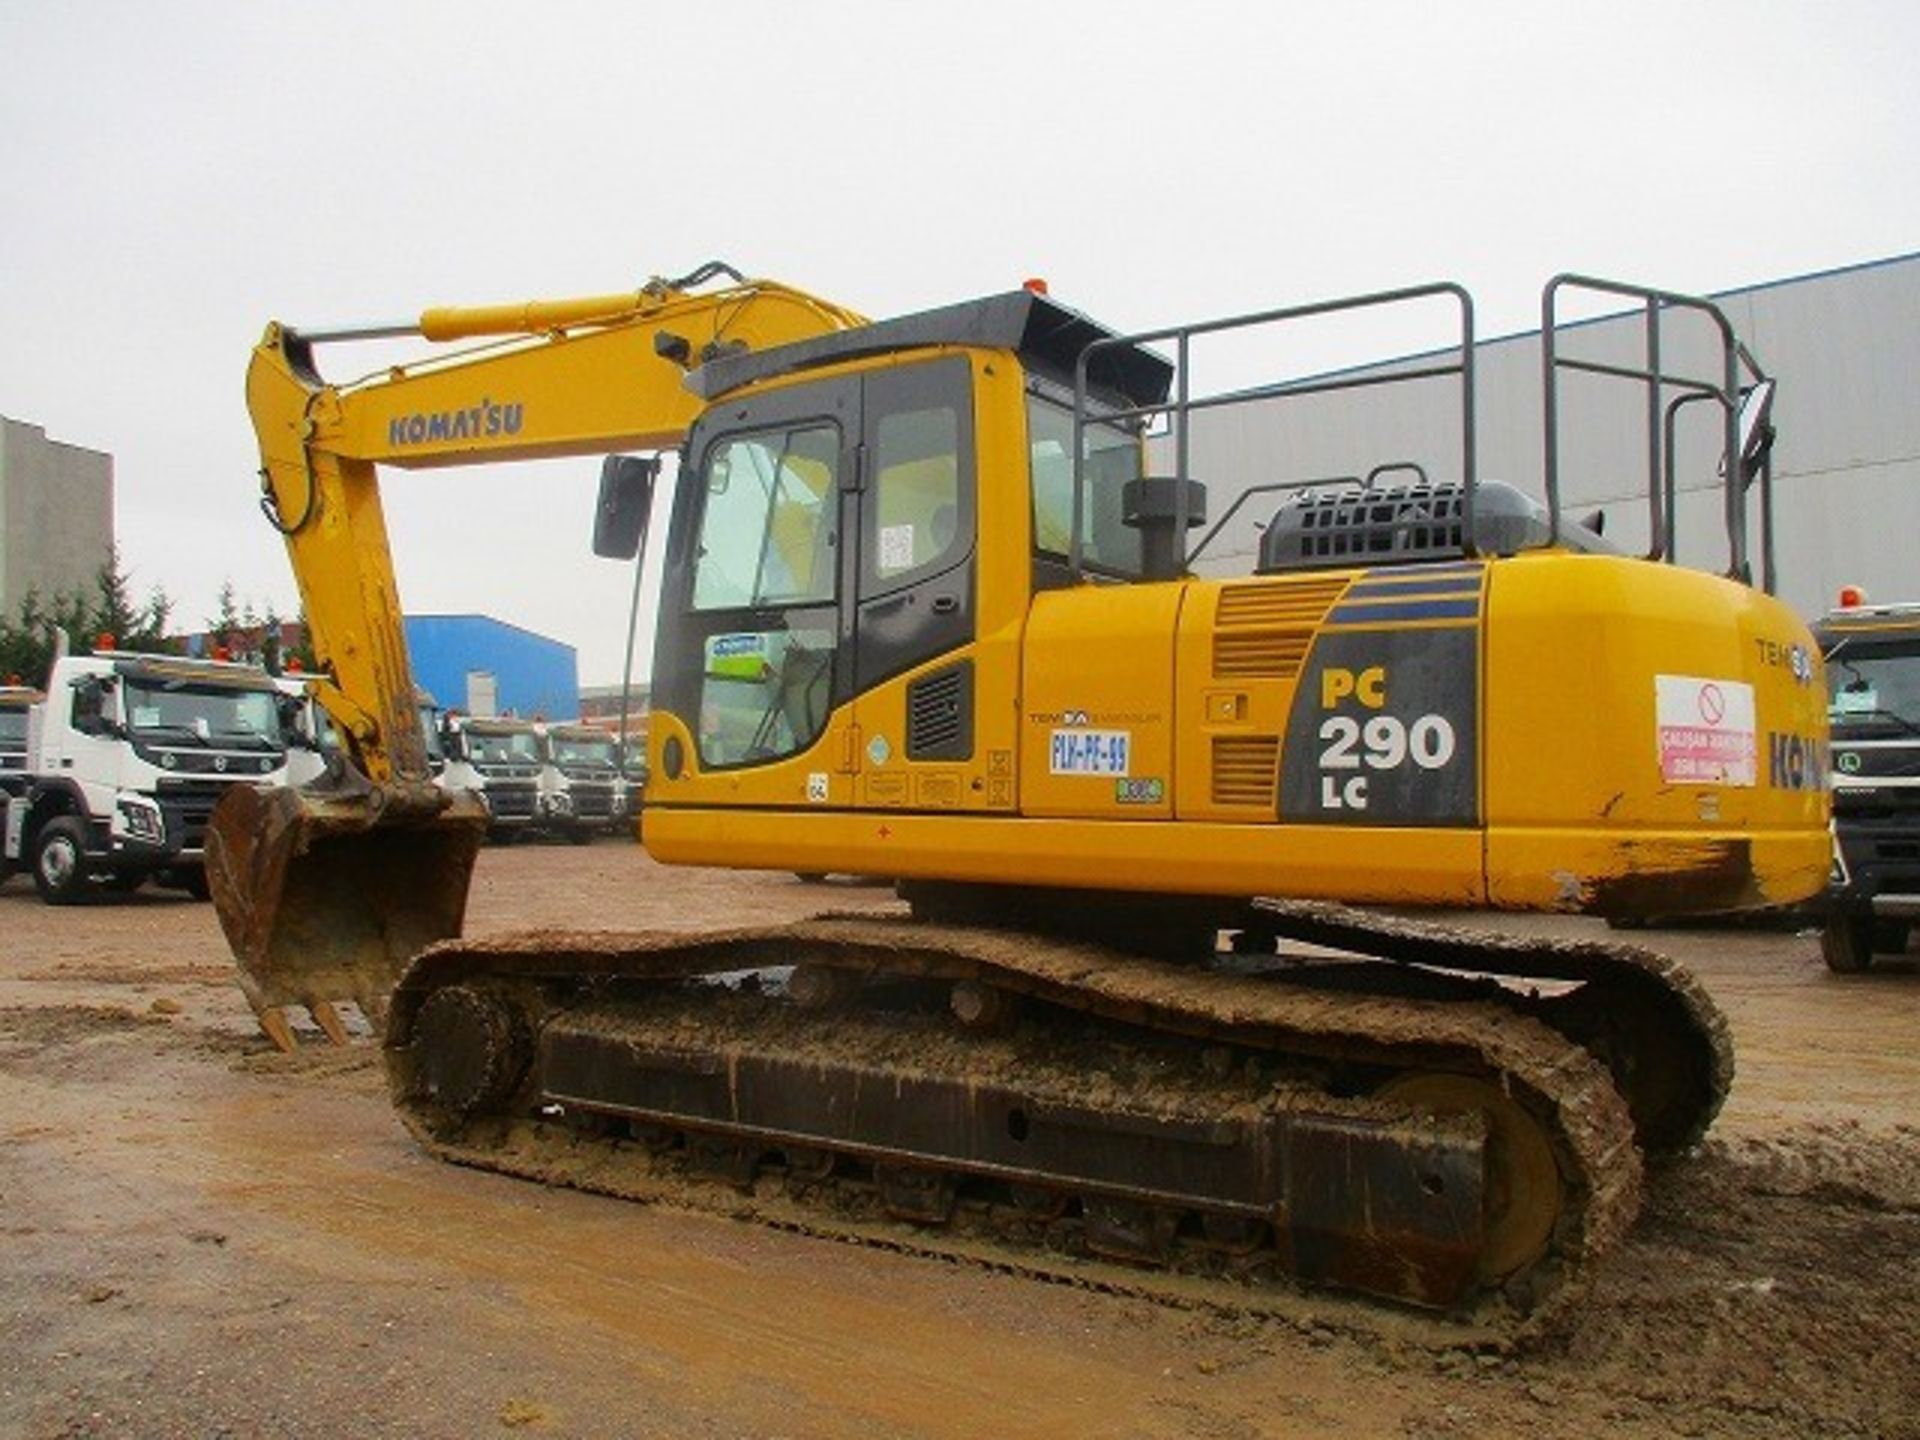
[377,913,1711,1333]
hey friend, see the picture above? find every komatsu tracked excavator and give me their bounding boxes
[210,262,1829,1321]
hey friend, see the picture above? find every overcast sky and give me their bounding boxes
[2,1,1916,685]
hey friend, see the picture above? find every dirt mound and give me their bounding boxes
[1533,1130,1920,1437]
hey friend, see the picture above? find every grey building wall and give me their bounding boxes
[1178,254,1920,623]
[0,417,114,615]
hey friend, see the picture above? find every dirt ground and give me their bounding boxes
[2,844,1917,1439]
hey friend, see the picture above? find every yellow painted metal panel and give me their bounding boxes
[1483,550,1829,909]
[1020,584,1182,818]
[644,806,1484,906]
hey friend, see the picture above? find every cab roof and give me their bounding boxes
[688,289,1174,407]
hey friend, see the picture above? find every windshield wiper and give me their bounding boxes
[1834,705,1920,740]
[213,729,281,751]
[135,723,210,747]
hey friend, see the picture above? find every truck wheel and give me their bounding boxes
[179,869,212,902]
[568,826,594,846]
[1821,915,1875,974]
[32,817,91,906]
[1872,920,1911,956]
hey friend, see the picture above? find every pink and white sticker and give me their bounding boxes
[1655,675,1756,786]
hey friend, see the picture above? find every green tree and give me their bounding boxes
[90,544,172,653]
[208,580,242,655]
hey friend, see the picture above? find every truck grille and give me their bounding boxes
[155,777,246,852]
[571,783,615,820]
[487,782,539,820]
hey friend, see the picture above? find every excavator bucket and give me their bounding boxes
[205,775,488,1051]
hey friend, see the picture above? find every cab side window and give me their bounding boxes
[871,405,961,588]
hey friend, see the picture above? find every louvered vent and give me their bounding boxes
[1212,578,1349,678]
[1211,735,1280,808]
[907,661,973,761]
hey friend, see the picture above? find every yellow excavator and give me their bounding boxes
[210,262,1828,1320]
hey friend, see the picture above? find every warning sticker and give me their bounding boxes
[1655,675,1756,786]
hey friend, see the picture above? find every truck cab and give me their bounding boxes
[1816,596,1920,971]
[276,675,338,786]
[614,735,647,842]
[417,690,448,780]
[540,723,623,842]
[0,685,43,802]
[440,713,543,842]
[4,652,289,902]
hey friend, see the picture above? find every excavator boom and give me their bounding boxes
[212,265,866,1045]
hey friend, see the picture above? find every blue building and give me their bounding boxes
[404,614,578,721]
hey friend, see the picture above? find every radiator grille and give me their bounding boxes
[1211,735,1280,808]
[1212,578,1348,678]
[907,662,972,762]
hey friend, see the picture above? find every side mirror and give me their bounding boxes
[1736,379,1777,484]
[593,454,659,560]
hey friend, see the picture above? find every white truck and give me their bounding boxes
[4,651,290,903]
[0,685,43,883]
[439,713,543,842]
[276,674,338,786]
[614,735,647,842]
[538,723,624,842]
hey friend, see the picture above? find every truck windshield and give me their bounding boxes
[125,678,282,749]
[0,708,26,745]
[1026,394,1146,578]
[553,736,616,767]
[1828,642,1920,737]
[466,729,539,764]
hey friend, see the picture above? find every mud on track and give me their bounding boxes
[1,844,1917,1438]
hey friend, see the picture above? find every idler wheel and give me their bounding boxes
[409,984,531,1117]
[1377,1072,1563,1283]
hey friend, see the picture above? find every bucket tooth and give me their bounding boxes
[258,1007,298,1054]
[309,1000,352,1047]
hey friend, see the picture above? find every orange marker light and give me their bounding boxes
[1023,277,1049,296]
[1838,584,1868,608]
[96,632,116,651]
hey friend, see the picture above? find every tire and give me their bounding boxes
[178,868,211,902]
[32,816,91,906]
[568,826,594,847]
[1821,914,1875,974]
[1872,920,1911,956]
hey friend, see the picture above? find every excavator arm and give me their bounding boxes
[214,264,865,1047]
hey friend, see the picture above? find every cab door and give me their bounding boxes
[846,357,978,797]
[653,375,860,794]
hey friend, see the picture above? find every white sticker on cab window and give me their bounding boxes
[878,523,916,574]
[1050,728,1130,776]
